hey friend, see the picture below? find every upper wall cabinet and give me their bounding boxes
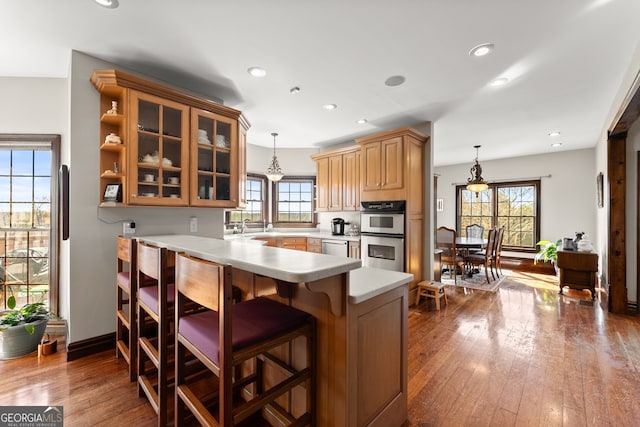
[91,69,249,207]
[311,145,360,212]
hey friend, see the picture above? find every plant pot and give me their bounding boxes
[0,318,48,359]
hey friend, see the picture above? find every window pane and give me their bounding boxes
[0,177,9,201]
[34,151,51,176]
[12,177,32,202]
[12,151,33,176]
[0,151,10,175]
[274,178,315,225]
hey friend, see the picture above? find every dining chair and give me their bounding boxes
[174,252,315,426]
[116,236,137,382]
[436,226,465,284]
[465,223,485,239]
[136,241,175,427]
[492,226,505,277]
[466,228,496,284]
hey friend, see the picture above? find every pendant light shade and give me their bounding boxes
[466,145,489,197]
[266,132,284,182]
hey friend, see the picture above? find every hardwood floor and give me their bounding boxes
[1,271,639,426]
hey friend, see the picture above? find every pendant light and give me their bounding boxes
[266,132,284,182]
[466,145,489,197]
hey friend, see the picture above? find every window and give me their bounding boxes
[228,174,267,224]
[457,180,540,251]
[273,177,316,227]
[0,135,60,312]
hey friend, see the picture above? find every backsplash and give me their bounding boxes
[317,212,360,234]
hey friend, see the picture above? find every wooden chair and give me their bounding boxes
[174,252,315,426]
[436,226,465,284]
[415,281,448,310]
[492,227,505,277]
[137,241,175,426]
[466,228,497,284]
[465,223,485,239]
[116,236,137,382]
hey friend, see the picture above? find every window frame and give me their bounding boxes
[0,134,60,313]
[456,179,540,253]
[272,175,317,228]
[226,173,268,225]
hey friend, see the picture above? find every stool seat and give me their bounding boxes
[415,280,448,310]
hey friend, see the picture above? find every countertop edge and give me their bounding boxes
[348,267,413,304]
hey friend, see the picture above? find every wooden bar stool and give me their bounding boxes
[116,236,137,382]
[415,281,448,310]
[174,252,316,426]
[137,241,175,426]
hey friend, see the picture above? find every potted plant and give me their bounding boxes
[534,239,562,271]
[0,295,49,359]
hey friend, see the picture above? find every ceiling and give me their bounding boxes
[3,0,640,166]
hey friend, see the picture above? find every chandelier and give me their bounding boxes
[266,132,284,182]
[466,145,489,197]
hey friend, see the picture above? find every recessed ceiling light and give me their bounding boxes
[94,0,119,8]
[469,43,494,57]
[247,67,267,77]
[489,77,509,87]
[290,86,300,94]
[356,118,368,124]
[385,75,406,87]
[551,142,563,148]
[548,131,561,137]
[323,104,337,110]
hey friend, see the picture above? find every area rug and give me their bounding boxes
[440,269,510,292]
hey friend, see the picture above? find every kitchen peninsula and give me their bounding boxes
[136,234,412,426]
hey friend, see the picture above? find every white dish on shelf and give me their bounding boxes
[141,193,156,197]
[198,138,211,144]
[169,194,179,198]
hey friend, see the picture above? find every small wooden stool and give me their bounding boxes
[415,281,448,310]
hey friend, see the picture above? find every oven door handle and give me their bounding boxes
[360,232,405,238]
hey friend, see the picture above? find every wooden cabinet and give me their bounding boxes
[311,145,360,212]
[91,69,248,208]
[128,91,190,206]
[279,237,307,251]
[307,237,322,253]
[189,108,237,207]
[356,127,428,301]
[557,250,598,299]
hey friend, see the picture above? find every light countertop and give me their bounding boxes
[348,267,413,304]
[136,234,361,283]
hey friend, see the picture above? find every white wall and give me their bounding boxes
[434,148,597,259]
[246,144,316,176]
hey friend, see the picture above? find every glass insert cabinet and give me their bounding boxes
[91,69,248,208]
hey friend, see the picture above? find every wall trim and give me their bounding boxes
[66,333,115,361]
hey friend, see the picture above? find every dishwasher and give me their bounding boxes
[322,239,348,257]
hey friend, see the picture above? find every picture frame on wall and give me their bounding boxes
[104,183,122,203]
[596,172,604,208]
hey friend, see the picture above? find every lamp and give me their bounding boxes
[266,132,284,182]
[466,145,489,197]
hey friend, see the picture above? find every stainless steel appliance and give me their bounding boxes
[331,218,347,235]
[322,239,348,257]
[360,200,405,272]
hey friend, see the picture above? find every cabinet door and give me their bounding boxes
[128,91,189,206]
[237,122,247,209]
[190,108,238,207]
[342,150,360,211]
[361,142,382,191]
[315,157,329,211]
[381,137,403,190]
[328,155,343,211]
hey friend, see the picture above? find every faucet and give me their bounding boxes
[241,219,250,234]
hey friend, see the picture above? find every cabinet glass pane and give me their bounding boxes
[216,176,230,200]
[197,176,214,200]
[162,140,182,168]
[138,134,160,162]
[197,116,214,145]
[163,106,182,138]
[216,121,231,148]
[138,101,159,133]
[198,147,213,172]
[216,150,230,174]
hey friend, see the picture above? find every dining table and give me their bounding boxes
[455,237,488,277]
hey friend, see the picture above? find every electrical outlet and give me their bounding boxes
[189,217,198,233]
[123,221,136,235]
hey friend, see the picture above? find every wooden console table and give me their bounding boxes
[557,250,598,299]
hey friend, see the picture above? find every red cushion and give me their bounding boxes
[179,297,311,364]
[139,284,175,315]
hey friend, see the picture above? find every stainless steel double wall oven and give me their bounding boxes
[360,200,405,272]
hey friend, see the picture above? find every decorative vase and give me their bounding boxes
[0,318,48,359]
